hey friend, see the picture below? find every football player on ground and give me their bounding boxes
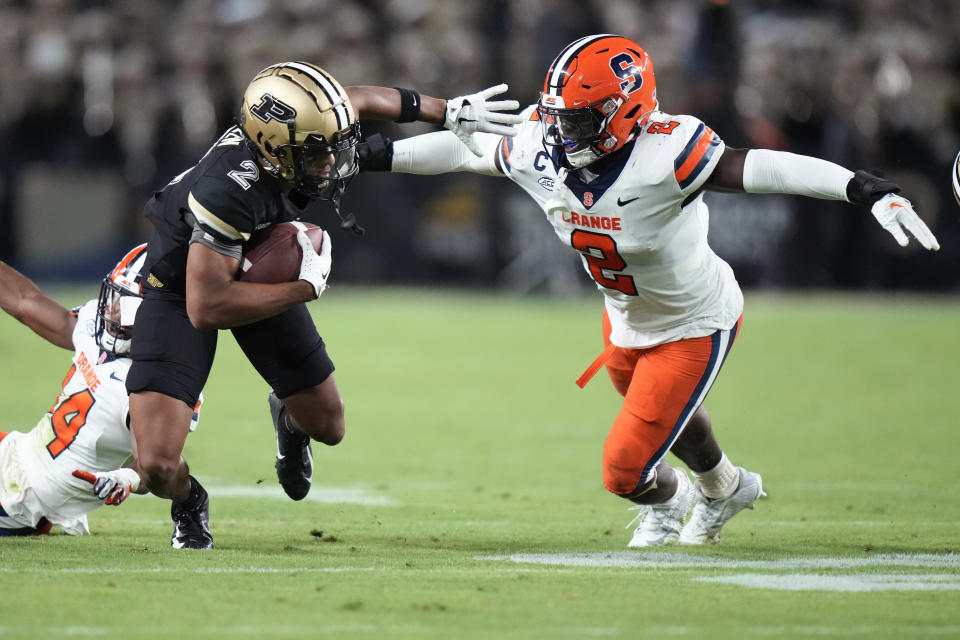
[359,34,940,547]
[124,61,524,549]
[0,246,199,536]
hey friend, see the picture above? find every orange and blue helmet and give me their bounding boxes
[539,34,658,169]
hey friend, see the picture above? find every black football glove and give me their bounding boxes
[357,133,393,172]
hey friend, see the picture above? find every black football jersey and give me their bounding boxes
[141,126,304,293]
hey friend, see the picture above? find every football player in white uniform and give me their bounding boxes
[360,34,940,547]
[0,245,198,536]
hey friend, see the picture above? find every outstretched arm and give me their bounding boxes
[392,131,506,176]
[705,148,939,250]
[346,86,446,125]
[346,84,522,156]
[357,126,507,177]
[0,261,76,350]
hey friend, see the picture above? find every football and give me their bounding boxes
[237,221,325,284]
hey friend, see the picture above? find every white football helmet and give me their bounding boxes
[239,62,360,201]
[95,243,147,356]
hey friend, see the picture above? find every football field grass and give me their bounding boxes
[1,286,958,639]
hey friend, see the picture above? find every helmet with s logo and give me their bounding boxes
[539,34,658,169]
[239,62,360,200]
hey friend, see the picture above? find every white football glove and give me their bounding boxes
[297,229,332,299]
[72,468,140,506]
[444,83,524,156]
[871,193,940,251]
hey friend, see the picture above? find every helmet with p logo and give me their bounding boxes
[240,62,360,200]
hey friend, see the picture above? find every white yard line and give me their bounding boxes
[696,573,960,592]
[0,566,376,574]
[0,623,383,637]
[476,551,960,570]
[205,484,395,505]
[476,551,960,592]
[6,552,960,595]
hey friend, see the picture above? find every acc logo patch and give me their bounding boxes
[538,177,555,191]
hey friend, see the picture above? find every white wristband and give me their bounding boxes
[392,131,501,176]
[743,149,853,201]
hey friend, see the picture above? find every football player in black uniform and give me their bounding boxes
[124,61,523,549]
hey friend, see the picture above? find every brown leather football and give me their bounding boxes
[237,221,324,284]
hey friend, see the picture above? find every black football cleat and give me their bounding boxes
[269,392,313,500]
[170,476,213,549]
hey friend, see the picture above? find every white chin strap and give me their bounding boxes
[565,146,602,169]
[99,331,132,356]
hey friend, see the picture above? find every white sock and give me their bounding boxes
[692,453,739,499]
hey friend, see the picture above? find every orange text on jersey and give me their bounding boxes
[562,211,622,231]
[75,352,101,392]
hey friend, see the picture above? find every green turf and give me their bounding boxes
[1,287,958,638]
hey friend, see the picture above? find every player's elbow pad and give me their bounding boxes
[392,131,500,176]
[743,149,853,201]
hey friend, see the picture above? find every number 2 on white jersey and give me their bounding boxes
[571,230,638,296]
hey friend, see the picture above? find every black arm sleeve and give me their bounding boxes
[357,133,394,172]
[846,170,901,206]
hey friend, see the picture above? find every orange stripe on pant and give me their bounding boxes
[599,310,741,496]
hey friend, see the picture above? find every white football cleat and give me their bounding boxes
[678,467,765,545]
[626,468,696,548]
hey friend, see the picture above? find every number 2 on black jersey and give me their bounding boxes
[571,230,638,296]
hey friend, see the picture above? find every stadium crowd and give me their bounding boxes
[0,0,957,290]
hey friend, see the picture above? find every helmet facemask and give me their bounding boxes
[95,244,146,356]
[270,122,361,200]
[540,35,659,170]
[539,96,623,169]
[95,280,141,356]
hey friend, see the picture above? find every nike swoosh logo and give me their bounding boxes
[109,372,125,383]
[890,203,903,209]
[617,196,639,206]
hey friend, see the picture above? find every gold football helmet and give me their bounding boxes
[240,62,360,200]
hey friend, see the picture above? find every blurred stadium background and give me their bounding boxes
[0,0,958,292]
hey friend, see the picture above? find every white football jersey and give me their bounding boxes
[495,106,743,348]
[0,302,200,534]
